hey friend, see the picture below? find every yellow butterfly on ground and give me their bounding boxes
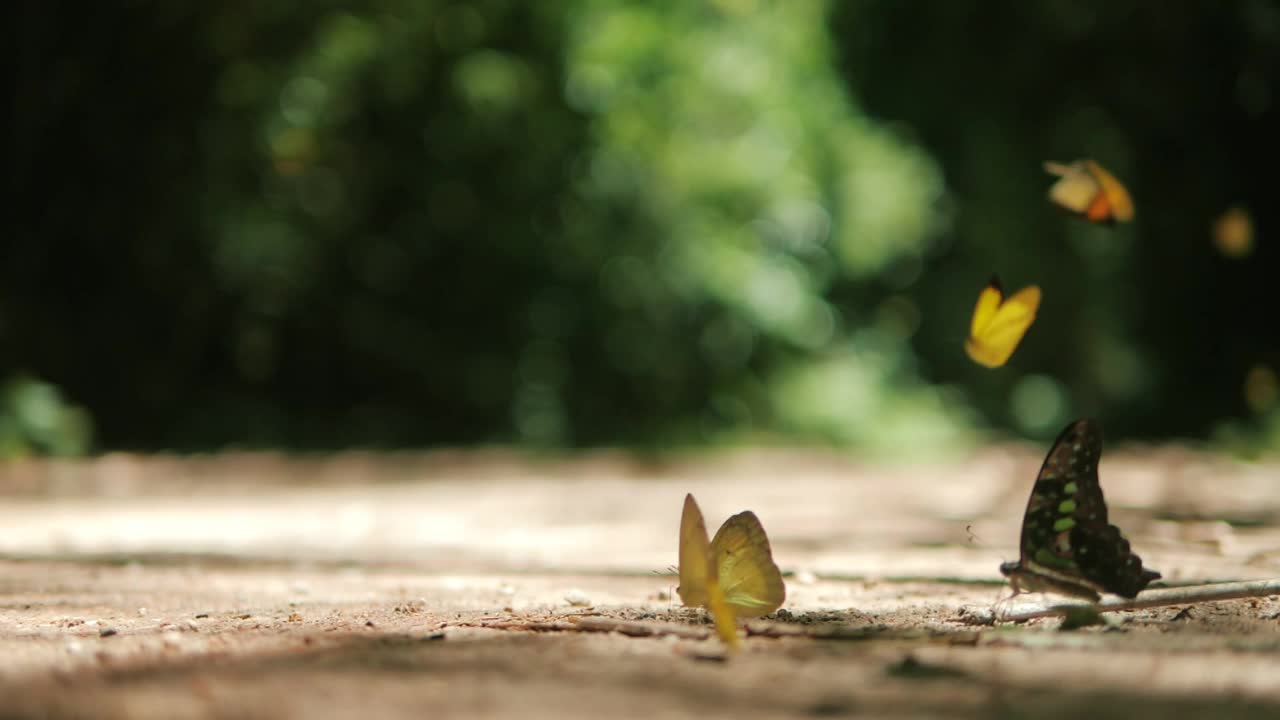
[964,276,1041,369]
[1043,159,1134,224]
[677,494,786,650]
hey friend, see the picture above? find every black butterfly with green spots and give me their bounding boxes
[999,418,1160,601]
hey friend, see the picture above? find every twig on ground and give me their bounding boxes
[449,615,712,640]
[460,615,980,644]
[570,616,708,639]
[745,623,896,640]
[957,578,1280,625]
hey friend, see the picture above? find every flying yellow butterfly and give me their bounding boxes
[965,276,1041,368]
[1044,159,1134,224]
[677,494,786,650]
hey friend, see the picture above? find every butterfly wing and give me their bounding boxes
[709,511,786,618]
[965,279,1040,368]
[677,494,712,609]
[1015,419,1160,598]
[1045,160,1101,217]
[677,494,740,650]
[977,285,1041,353]
[968,277,1004,338]
[1083,161,1134,223]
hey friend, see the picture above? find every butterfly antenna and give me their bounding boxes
[647,568,680,610]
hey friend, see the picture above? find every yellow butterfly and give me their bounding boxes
[1044,159,1134,224]
[965,276,1041,368]
[677,494,786,650]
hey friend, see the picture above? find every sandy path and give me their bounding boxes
[1,446,1279,718]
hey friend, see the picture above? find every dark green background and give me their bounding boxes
[6,1,1279,455]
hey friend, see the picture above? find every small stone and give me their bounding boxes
[563,589,591,607]
[99,628,119,638]
[136,608,148,617]
[497,583,517,597]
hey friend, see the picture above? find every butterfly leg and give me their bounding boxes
[990,585,1026,623]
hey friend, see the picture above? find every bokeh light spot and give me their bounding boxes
[1010,375,1069,436]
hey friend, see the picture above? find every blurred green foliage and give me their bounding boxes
[6,1,1280,455]
[834,0,1280,446]
[0,377,92,457]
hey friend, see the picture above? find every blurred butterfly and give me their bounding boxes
[677,494,786,650]
[1000,418,1161,601]
[1213,206,1254,258]
[965,276,1041,368]
[1044,159,1134,224]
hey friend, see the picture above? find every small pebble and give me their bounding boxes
[564,589,591,607]
[497,583,517,597]
[136,608,148,617]
[99,628,119,638]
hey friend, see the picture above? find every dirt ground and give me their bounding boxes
[2,444,1279,719]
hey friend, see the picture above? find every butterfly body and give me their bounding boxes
[677,494,786,649]
[965,276,1041,368]
[1000,419,1160,601]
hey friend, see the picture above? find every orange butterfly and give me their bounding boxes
[1044,159,1134,224]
